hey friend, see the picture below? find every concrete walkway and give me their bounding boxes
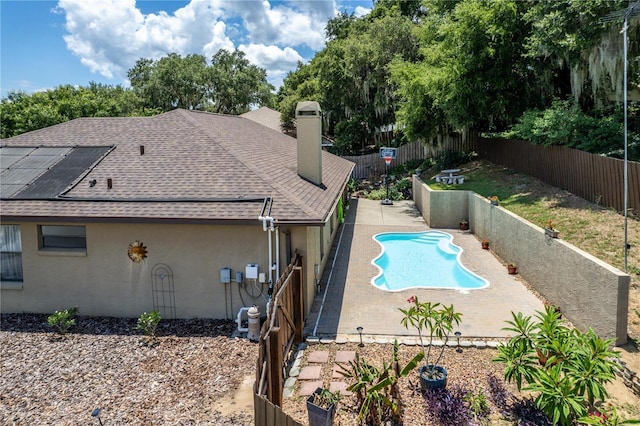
[304,198,546,341]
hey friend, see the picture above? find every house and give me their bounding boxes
[0,102,354,321]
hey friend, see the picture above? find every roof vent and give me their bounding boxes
[295,101,322,186]
[140,145,145,155]
[107,178,113,189]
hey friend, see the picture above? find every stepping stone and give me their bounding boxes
[307,351,330,363]
[472,341,487,349]
[329,381,352,396]
[335,351,356,364]
[298,365,322,380]
[332,365,348,378]
[299,380,323,396]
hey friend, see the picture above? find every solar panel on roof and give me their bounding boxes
[8,146,112,199]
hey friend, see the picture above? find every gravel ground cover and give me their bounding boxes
[282,342,517,426]
[0,314,258,425]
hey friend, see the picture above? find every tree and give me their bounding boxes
[128,51,274,114]
[206,49,275,115]
[0,84,150,138]
[391,0,537,139]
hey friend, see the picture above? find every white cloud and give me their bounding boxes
[239,43,305,88]
[354,6,371,17]
[56,0,355,88]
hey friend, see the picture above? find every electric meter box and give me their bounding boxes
[246,264,259,279]
[219,267,231,284]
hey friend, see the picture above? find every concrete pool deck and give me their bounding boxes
[304,197,546,341]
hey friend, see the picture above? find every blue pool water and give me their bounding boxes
[371,231,489,291]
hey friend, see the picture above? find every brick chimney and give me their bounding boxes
[295,101,322,185]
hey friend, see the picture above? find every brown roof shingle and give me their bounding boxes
[0,109,354,224]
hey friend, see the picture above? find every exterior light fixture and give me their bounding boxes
[91,408,103,425]
[455,331,462,353]
[357,326,364,347]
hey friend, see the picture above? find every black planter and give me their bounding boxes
[307,389,336,426]
[419,365,448,391]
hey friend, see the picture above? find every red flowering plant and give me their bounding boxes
[399,296,462,380]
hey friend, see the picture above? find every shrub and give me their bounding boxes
[464,388,490,423]
[338,340,424,425]
[47,307,78,335]
[424,385,473,426]
[136,310,162,338]
[494,305,619,425]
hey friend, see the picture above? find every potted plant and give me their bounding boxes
[545,220,559,238]
[481,239,490,250]
[459,219,469,231]
[399,296,462,391]
[307,387,341,426]
[489,195,499,206]
[507,263,518,274]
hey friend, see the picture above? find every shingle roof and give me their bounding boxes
[0,109,354,224]
[240,107,283,132]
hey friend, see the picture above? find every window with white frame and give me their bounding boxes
[39,225,86,250]
[1,225,23,281]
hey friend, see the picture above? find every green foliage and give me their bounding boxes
[399,296,462,378]
[365,186,402,201]
[494,305,620,426]
[434,151,473,171]
[507,100,630,158]
[128,50,274,115]
[338,340,424,425]
[464,388,491,423]
[136,310,162,338]
[578,404,640,425]
[310,388,342,409]
[47,307,79,335]
[0,84,151,138]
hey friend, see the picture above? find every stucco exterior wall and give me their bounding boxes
[413,177,469,228]
[413,175,630,345]
[1,222,301,320]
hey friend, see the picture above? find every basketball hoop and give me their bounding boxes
[384,156,392,166]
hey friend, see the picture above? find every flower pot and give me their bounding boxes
[545,228,559,238]
[419,365,447,391]
[481,241,489,250]
[459,221,469,231]
[307,389,336,426]
[507,264,517,274]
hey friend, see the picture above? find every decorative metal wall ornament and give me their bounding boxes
[127,241,148,262]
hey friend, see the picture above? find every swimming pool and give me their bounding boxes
[371,231,489,291]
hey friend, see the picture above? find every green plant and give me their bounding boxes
[136,310,162,338]
[47,307,78,334]
[494,305,620,426]
[347,178,359,194]
[399,296,462,381]
[338,340,424,424]
[578,404,640,425]
[464,388,490,423]
[310,388,342,409]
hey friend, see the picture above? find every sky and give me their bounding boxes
[0,0,372,98]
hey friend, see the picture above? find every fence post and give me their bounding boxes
[268,326,282,407]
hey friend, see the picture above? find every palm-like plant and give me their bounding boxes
[338,340,423,424]
[494,305,620,426]
[399,296,462,380]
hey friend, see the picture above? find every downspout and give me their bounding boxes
[258,197,277,295]
[275,226,280,281]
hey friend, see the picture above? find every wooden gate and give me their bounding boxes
[254,253,304,426]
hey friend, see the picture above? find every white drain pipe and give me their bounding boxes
[236,307,250,333]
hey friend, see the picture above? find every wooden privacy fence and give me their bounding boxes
[343,131,480,179]
[254,253,304,426]
[477,137,640,213]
